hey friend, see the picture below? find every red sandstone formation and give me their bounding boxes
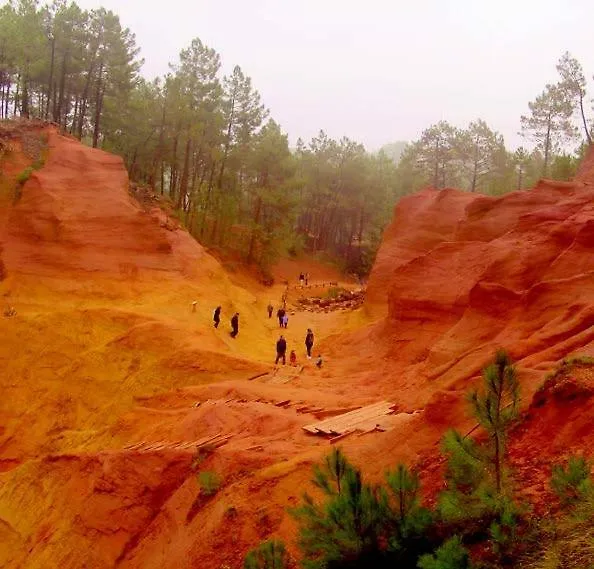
[1,126,593,569]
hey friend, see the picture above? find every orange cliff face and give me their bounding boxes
[2,128,223,282]
[1,125,594,569]
[352,154,594,402]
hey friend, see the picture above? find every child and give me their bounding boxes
[282,313,289,328]
[316,354,323,368]
[289,350,297,366]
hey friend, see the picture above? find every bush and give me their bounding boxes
[291,449,434,569]
[291,449,390,569]
[32,157,45,170]
[198,471,221,496]
[326,286,346,299]
[16,166,33,185]
[550,455,593,507]
[417,536,473,569]
[244,539,288,569]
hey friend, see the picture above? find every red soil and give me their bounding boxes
[1,126,593,569]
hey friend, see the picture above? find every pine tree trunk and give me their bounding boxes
[543,113,552,176]
[46,37,55,119]
[433,139,439,188]
[56,52,68,124]
[92,61,104,148]
[218,92,235,188]
[247,195,262,262]
[78,58,97,139]
[21,76,29,118]
[579,94,592,145]
[177,136,192,210]
[13,74,20,116]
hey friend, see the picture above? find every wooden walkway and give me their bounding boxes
[123,432,231,453]
[254,365,304,385]
[303,401,397,436]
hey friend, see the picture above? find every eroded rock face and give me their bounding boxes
[363,150,594,387]
[3,128,221,280]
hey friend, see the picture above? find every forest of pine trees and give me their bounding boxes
[1,1,590,275]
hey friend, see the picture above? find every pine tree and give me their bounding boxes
[520,84,577,176]
[556,52,592,144]
[468,349,520,496]
[244,540,288,569]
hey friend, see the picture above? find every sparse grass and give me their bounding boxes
[518,495,594,569]
[326,286,347,299]
[16,166,33,185]
[538,355,594,392]
[191,444,216,470]
[198,470,221,496]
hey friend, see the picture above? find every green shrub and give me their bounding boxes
[417,536,473,569]
[437,429,495,524]
[551,455,593,507]
[291,449,389,569]
[326,286,346,299]
[32,157,45,170]
[244,539,288,569]
[16,166,33,185]
[198,470,221,496]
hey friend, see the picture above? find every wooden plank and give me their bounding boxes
[247,371,270,381]
[303,402,396,436]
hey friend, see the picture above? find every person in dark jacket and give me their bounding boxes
[277,307,285,327]
[305,328,314,358]
[267,302,274,318]
[230,312,239,338]
[275,335,287,365]
[213,306,221,328]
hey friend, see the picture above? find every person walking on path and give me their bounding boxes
[282,313,289,328]
[290,350,297,366]
[277,307,285,328]
[316,354,323,368]
[305,328,314,358]
[299,272,305,286]
[213,306,221,328]
[267,302,274,318]
[230,312,239,338]
[275,335,287,365]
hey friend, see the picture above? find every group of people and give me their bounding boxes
[275,328,321,368]
[212,301,323,369]
[275,306,289,328]
[213,305,240,338]
[299,272,310,286]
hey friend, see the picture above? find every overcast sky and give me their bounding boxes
[73,0,594,151]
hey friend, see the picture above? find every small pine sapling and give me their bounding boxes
[244,539,288,569]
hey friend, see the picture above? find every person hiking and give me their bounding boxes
[230,312,239,338]
[305,328,314,358]
[299,272,305,286]
[316,354,323,368]
[213,306,221,328]
[290,350,297,366]
[282,312,289,328]
[277,307,285,327]
[275,335,287,365]
[267,302,274,318]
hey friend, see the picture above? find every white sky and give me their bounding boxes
[71,0,594,150]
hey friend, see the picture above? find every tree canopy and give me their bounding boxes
[1,3,591,275]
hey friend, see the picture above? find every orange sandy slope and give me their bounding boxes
[0,127,593,568]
